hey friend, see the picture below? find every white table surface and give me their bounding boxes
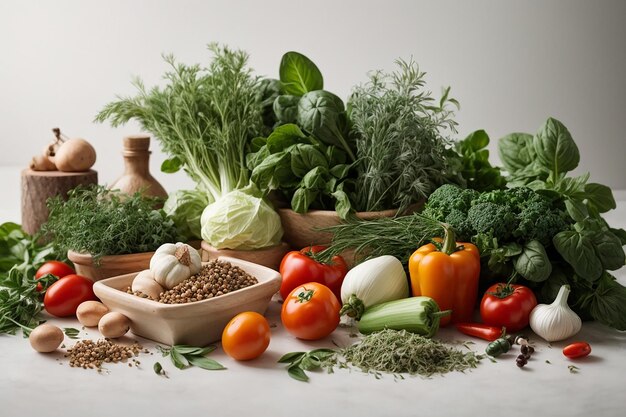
[1,166,625,417]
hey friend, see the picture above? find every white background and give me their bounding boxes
[0,0,625,200]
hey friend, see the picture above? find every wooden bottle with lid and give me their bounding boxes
[109,135,167,198]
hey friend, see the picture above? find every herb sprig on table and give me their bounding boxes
[42,185,178,263]
[157,345,225,371]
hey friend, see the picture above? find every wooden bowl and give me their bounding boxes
[278,203,424,249]
[200,241,290,271]
[92,256,282,346]
[68,250,154,281]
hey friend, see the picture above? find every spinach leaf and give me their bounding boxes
[273,95,301,124]
[533,117,580,175]
[456,130,506,191]
[266,123,306,153]
[610,227,626,245]
[250,152,293,190]
[279,51,323,96]
[576,272,626,330]
[302,167,327,190]
[553,230,603,281]
[564,199,588,223]
[514,240,552,282]
[290,144,328,177]
[257,78,282,130]
[297,90,355,161]
[498,132,535,173]
[292,188,318,213]
[332,189,352,219]
[161,156,183,173]
[591,231,626,270]
[584,183,616,213]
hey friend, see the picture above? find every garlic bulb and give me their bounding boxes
[340,255,409,320]
[529,285,581,342]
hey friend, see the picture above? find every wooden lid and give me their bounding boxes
[123,135,150,151]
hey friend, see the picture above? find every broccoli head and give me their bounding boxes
[467,202,517,241]
[515,200,570,245]
[423,184,478,221]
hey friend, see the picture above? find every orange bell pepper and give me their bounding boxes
[409,225,480,326]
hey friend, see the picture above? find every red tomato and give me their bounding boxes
[44,274,97,317]
[279,246,347,301]
[35,261,75,291]
[563,342,592,359]
[480,283,537,332]
[281,282,341,340]
[221,312,271,361]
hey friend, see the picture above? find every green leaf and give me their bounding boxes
[277,351,306,364]
[326,146,347,165]
[329,164,351,179]
[273,95,301,124]
[565,199,588,222]
[498,133,534,173]
[266,123,306,153]
[514,240,552,282]
[610,228,626,245]
[63,327,80,339]
[533,117,580,175]
[172,345,215,356]
[464,130,489,151]
[251,152,293,190]
[302,167,327,190]
[555,173,589,197]
[161,157,183,174]
[584,183,616,213]
[332,190,352,219]
[186,355,226,370]
[577,272,626,330]
[590,231,626,270]
[287,364,309,382]
[170,349,189,369]
[291,188,318,213]
[290,144,328,177]
[279,51,323,96]
[250,137,267,153]
[553,230,603,281]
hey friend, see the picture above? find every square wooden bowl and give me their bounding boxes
[93,256,281,346]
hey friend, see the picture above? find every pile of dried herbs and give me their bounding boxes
[279,329,482,381]
[340,329,482,377]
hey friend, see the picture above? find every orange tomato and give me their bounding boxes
[281,282,340,340]
[221,311,271,361]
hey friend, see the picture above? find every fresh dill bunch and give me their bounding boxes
[42,185,179,262]
[348,59,464,212]
[95,44,264,201]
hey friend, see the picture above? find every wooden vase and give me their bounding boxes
[109,135,167,198]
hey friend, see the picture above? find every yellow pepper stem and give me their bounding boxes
[441,224,457,255]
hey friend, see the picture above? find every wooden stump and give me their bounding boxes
[21,169,98,235]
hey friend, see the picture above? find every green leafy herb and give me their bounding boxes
[278,348,337,382]
[0,222,60,275]
[96,44,264,202]
[153,361,168,378]
[455,130,507,192]
[348,59,463,212]
[157,345,225,371]
[0,268,57,336]
[279,51,323,96]
[42,185,178,263]
[63,328,80,339]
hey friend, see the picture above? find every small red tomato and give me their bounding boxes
[35,261,75,291]
[563,342,591,359]
[44,274,97,317]
[279,246,347,301]
[281,282,341,340]
[221,312,271,361]
[480,283,537,332]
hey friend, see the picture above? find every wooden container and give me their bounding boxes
[93,257,281,346]
[68,250,154,282]
[278,203,423,250]
[21,169,98,235]
[200,241,290,271]
[109,135,167,198]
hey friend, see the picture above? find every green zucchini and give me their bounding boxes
[357,296,450,338]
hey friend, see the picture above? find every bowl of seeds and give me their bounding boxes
[93,256,281,346]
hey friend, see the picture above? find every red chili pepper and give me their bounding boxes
[563,342,591,359]
[455,323,504,341]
